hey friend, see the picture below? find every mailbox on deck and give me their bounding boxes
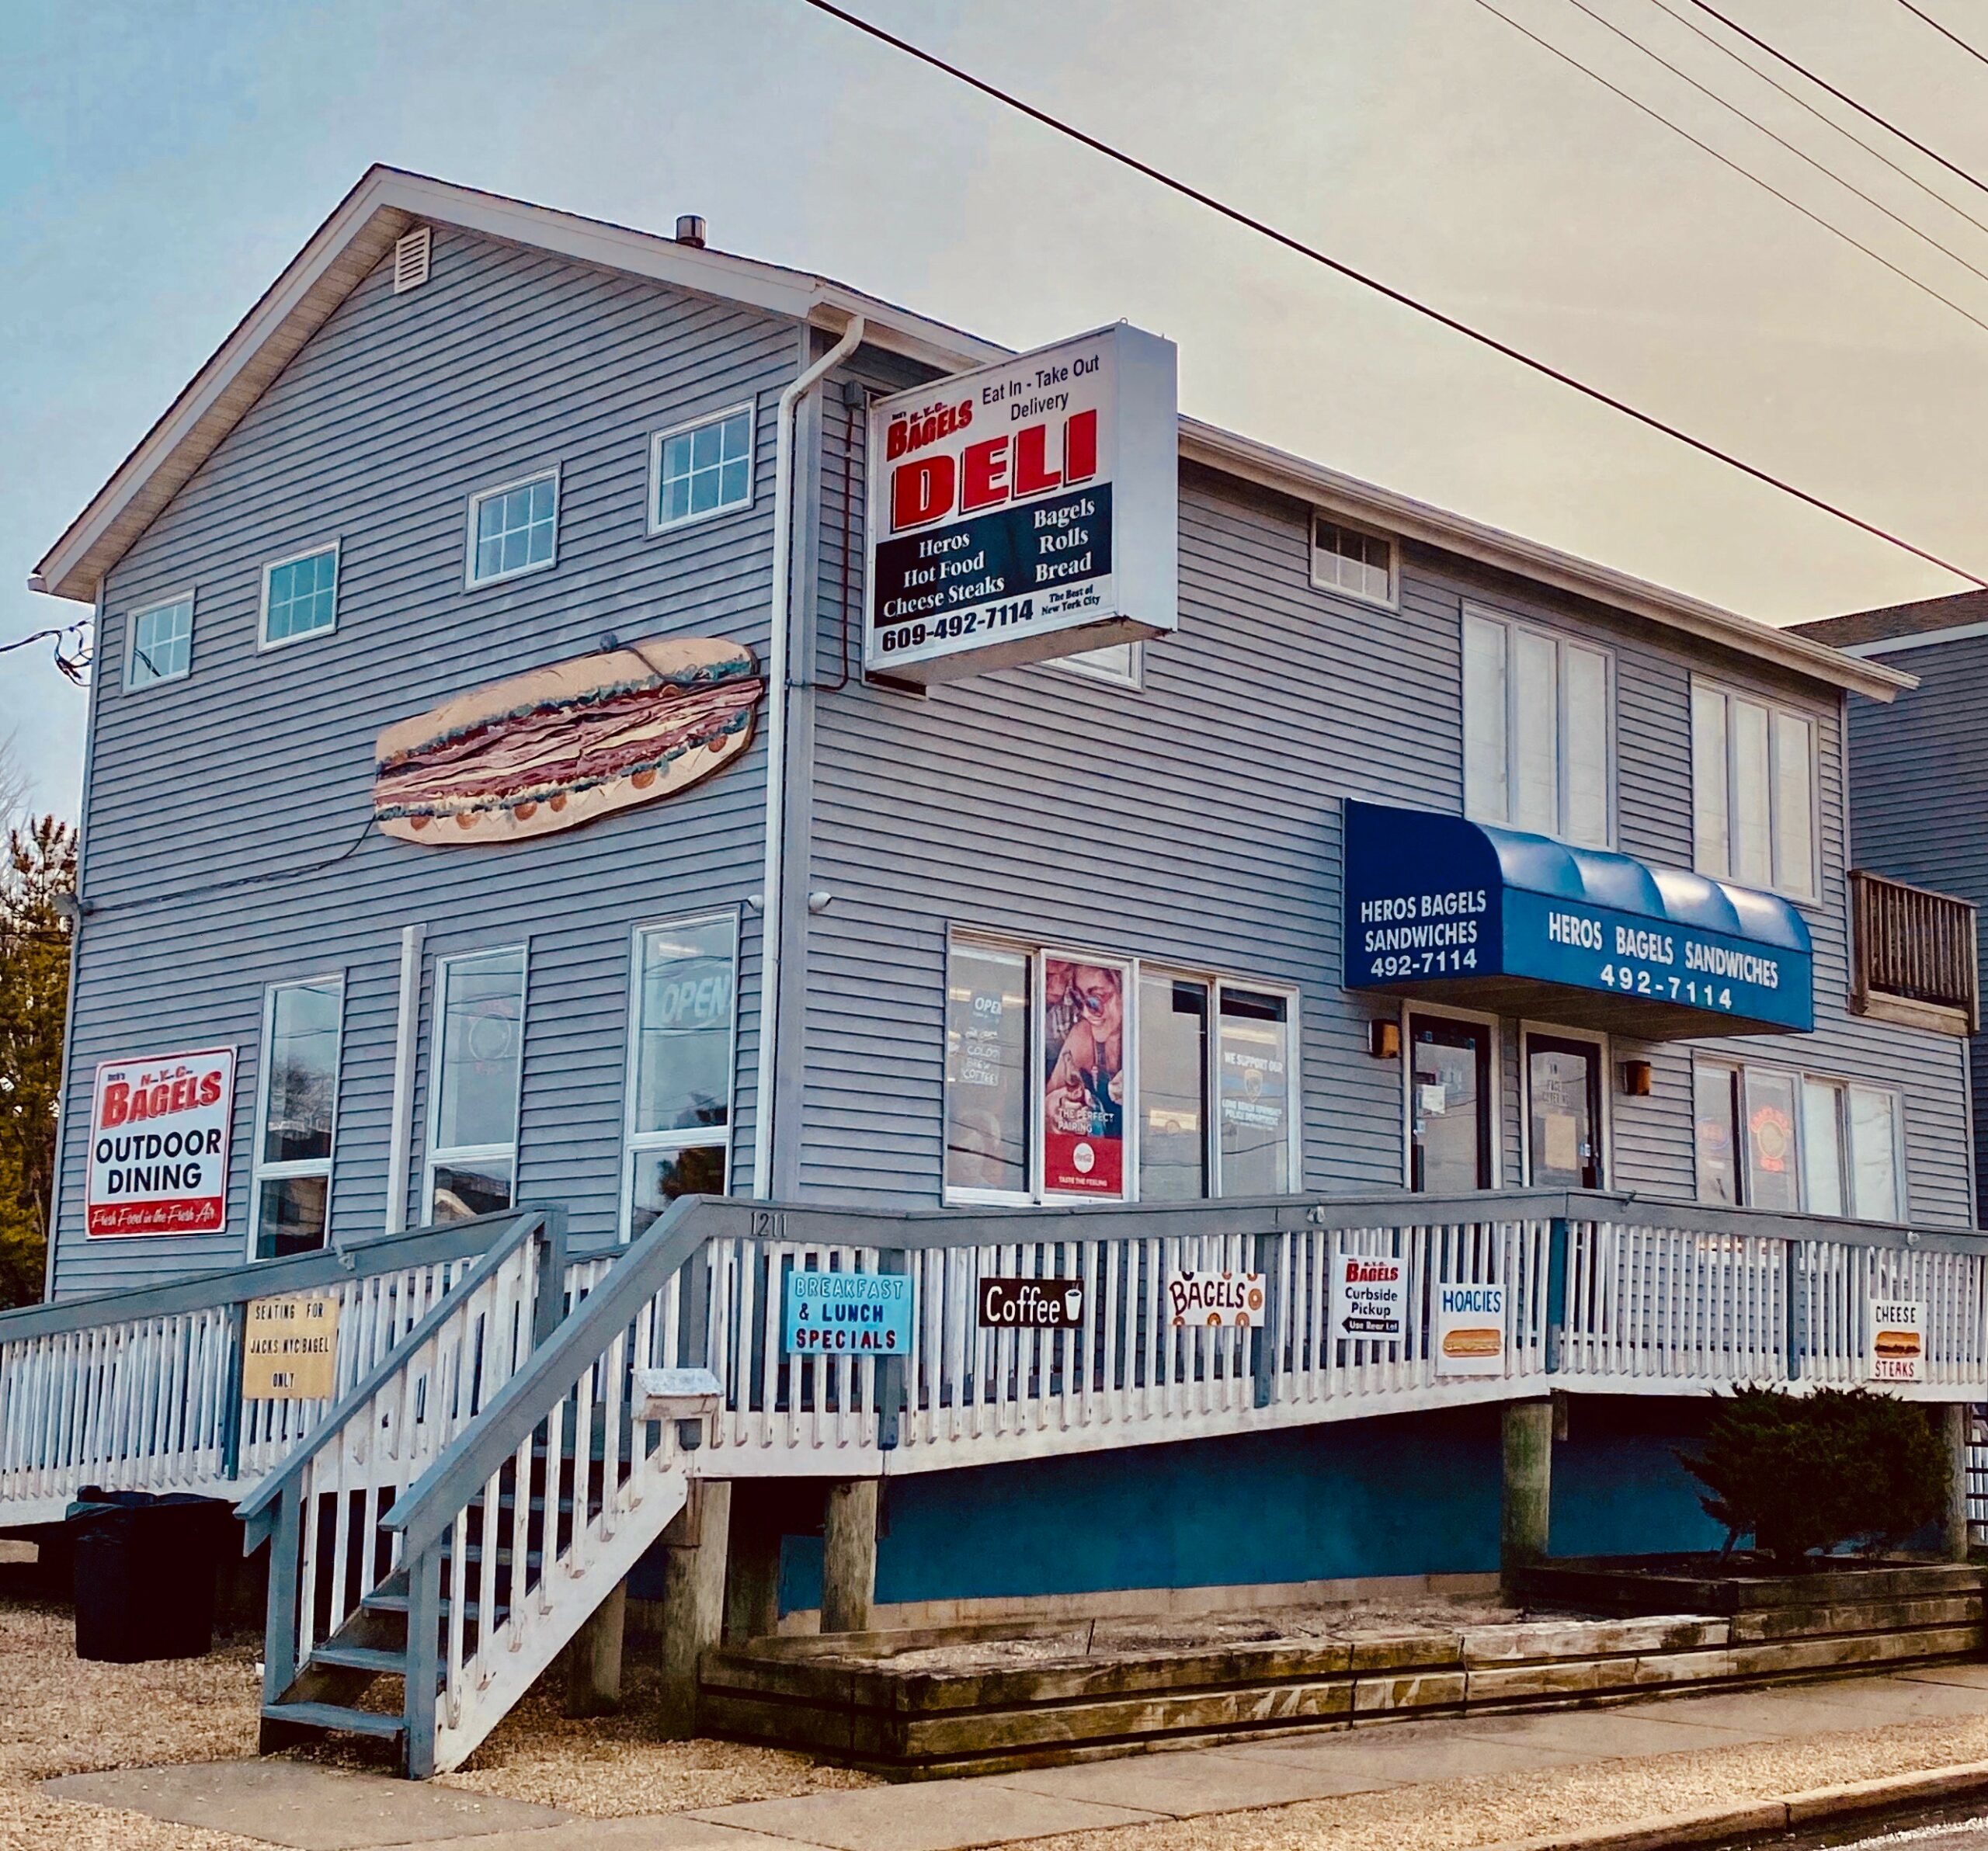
[634,1367,723,1450]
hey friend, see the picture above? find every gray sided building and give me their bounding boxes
[25,168,1980,1609]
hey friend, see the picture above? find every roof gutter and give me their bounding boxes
[749,313,865,1200]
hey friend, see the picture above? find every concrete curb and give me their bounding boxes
[1479,1758,1988,1850]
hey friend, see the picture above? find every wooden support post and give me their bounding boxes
[563,1578,627,1718]
[1501,1398,1554,1602]
[724,1485,783,1645]
[822,1478,879,1635]
[656,1480,733,1739]
[1942,1403,1972,1563]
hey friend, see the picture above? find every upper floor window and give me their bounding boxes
[261,544,339,648]
[252,976,342,1259]
[650,406,753,532]
[427,946,527,1222]
[1312,516,1395,606]
[624,913,738,1238]
[1463,608,1613,847]
[466,470,559,587]
[1692,681,1817,902]
[127,592,194,689]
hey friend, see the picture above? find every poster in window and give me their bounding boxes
[1218,993,1291,1193]
[1041,955,1127,1197]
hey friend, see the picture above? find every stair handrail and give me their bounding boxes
[378,1194,732,1564]
[238,1204,564,1549]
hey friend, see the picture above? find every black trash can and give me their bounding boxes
[68,1489,228,1663]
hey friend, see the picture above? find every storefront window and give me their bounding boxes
[427,946,526,1224]
[1849,1087,1901,1222]
[1138,974,1208,1200]
[1743,1067,1800,1212]
[1800,1078,1845,1217]
[1699,1059,1902,1222]
[1217,987,1292,1196]
[944,941,1030,1198]
[1694,1061,1740,1207]
[253,975,342,1259]
[626,914,737,1238]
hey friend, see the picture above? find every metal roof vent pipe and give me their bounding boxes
[675,214,707,248]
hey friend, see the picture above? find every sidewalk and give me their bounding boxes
[37,1662,1988,1851]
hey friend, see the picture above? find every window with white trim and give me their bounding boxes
[426,946,526,1222]
[1052,642,1142,688]
[127,593,194,689]
[1694,1057,1902,1221]
[624,914,738,1239]
[1692,681,1818,901]
[650,407,753,531]
[261,545,339,647]
[1311,516,1395,606]
[466,471,559,586]
[252,976,342,1259]
[1463,609,1613,848]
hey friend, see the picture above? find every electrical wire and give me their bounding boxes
[0,622,92,686]
[797,0,1987,588]
[80,814,376,918]
[1892,1,1988,72]
[1561,0,1988,289]
[1644,0,1988,241]
[1473,0,1988,339]
[1685,0,1988,200]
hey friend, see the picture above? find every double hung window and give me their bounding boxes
[1691,682,1817,901]
[467,471,559,586]
[427,947,527,1222]
[261,545,339,647]
[651,407,753,530]
[1463,609,1612,847]
[252,977,343,1259]
[127,593,194,689]
[624,915,739,1238]
[1694,1057,1901,1220]
[1311,517,1395,606]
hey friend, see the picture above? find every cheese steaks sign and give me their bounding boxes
[86,1047,235,1238]
[865,324,1179,683]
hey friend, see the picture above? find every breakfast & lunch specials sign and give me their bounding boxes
[85,1047,235,1238]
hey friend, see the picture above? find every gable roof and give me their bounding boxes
[33,165,1910,703]
[1793,590,1988,658]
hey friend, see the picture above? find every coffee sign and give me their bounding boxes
[978,1277,1085,1329]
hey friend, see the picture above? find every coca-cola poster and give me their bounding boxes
[85,1046,236,1238]
[1041,955,1127,1198]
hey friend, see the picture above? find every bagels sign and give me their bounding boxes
[865,323,1179,683]
[85,1047,235,1238]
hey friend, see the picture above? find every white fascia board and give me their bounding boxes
[1837,620,1988,658]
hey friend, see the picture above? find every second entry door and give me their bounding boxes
[1409,1014,1493,1192]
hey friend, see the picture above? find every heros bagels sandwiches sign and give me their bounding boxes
[85,1047,235,1239]
[864,323,1178,684]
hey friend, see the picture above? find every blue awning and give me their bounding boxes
[1343,801,1814,1037]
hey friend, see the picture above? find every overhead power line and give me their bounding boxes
[1685,0,1988,200]
[798,0,1987,589]
[1892,1,1988,72]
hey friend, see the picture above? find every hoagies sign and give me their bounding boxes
[865,324,1178,683]
[86,1047,235,1238]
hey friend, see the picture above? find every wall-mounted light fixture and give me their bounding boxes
[1618,1059,1653,1097]
[1368,1019,1402,1061]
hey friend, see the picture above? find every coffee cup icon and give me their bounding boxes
[1063,1287,1083,1321]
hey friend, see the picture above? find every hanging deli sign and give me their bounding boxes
[865,323,1179,684]
[85,1047,235,1238]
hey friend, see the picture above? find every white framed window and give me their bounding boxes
[126,591,195,689]
[465,469,559,587]
[1050,642,1143,689]
[1694,1056,1903,1221]
[426,946,527,1223]
[252,975,343,1259]
[622,912,739,1240]
[1691,680,1819,902]
[649,405,754,533]
[942,933,1301,1205]
[260,543,339,648]
[1311,516,1396,607]
[1463,607,1614,848]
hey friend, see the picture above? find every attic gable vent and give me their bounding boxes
[392,226,432,294]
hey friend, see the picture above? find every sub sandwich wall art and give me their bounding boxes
[373,637,763,844]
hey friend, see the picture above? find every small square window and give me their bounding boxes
[651,408,754,533]
[261,545,339,647]
[126,594,194,689]
[1050,642,1142,688]
[1311,517,1395,606]
[467,471,559,587]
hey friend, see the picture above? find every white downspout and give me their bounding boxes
[750,314,865,1200]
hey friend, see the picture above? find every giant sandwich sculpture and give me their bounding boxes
[373,636,764,845]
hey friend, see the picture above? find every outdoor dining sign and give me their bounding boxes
[85,1046,235,1238]
[782,1269,913,1355]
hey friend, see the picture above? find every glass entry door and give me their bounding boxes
[1527,1033,1604,1188]
[1409,1014,1493,1192]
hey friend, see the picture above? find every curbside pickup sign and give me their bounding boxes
[85,1047,235,1238]
[865,323,1178,684]
[783,1269,913,1356]
[1332,1253,1407,1342]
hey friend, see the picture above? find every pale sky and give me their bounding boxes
[5,0,1987,820]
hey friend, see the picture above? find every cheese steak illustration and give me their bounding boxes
[374,637,763,844]
[1441,1326,1502,1359]
[1874,1328,1922,1359]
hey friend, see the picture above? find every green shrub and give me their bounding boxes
[1678,1385,1950,1567]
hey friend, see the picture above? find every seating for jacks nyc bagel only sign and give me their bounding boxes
[85,1047,236,1238]
[864,323,1178,684]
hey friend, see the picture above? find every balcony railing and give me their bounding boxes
[1851,868,1980,1036]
